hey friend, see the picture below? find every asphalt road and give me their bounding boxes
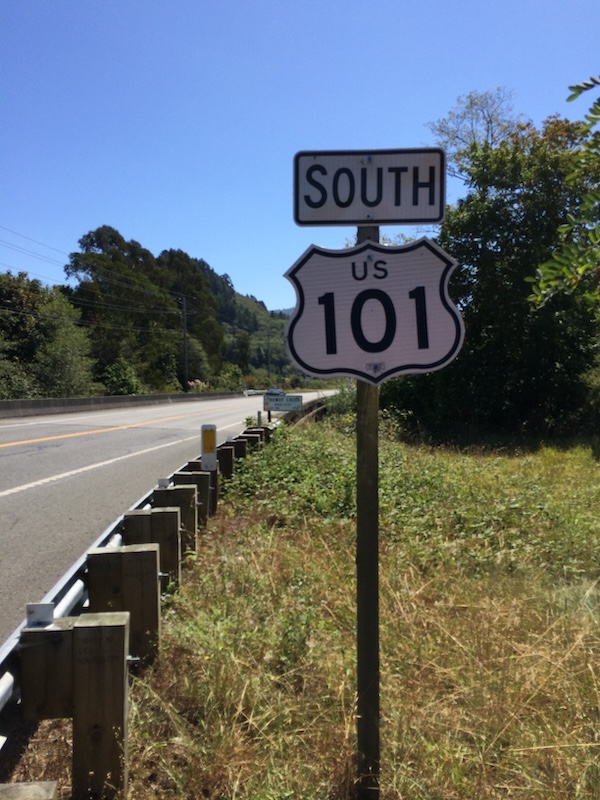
[0,394,318,644]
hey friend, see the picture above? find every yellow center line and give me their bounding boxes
[0,410,204,449]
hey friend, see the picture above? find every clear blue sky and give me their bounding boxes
[1,0,598,311]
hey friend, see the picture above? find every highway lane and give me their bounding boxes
[0,394,320,643]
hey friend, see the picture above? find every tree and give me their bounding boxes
[427,87,523,178]
[216,362,243,391]
[0,272,94,399]
[65,226,180,386]
[0,333,38,399]
[181,338,211,386]
[156,249,225,377]
[65,229,228,391]
[234,331,251,373]
[64,225,288,392]
[530,77,600,309]
[32,294,96,397]
[381,113,600,438]
[102,357,145,396]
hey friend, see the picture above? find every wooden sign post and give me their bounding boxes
[355,226,381,796]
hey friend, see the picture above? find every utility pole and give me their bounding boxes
[181,296,189,391]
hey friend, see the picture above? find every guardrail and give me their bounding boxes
[0,482,151,731]
[0,400,326,791]
[0,426,248,766]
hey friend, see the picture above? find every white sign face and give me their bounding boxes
[263,395,303,412]
[294,149,446,226]
[285,238,464,385]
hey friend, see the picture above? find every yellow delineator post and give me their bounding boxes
[201,424,217,470]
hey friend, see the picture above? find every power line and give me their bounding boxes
[0,260,66,283]
[0,303,179,335]
[0,224,213,314]
[0,224,200,303]
[0,239,65,266]
[0,225,71,257]
[68,296,180,316]
[0,248,193,309]
[0,259,182,316]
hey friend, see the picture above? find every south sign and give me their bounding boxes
[285,238,464,385]
[294,149,445,226]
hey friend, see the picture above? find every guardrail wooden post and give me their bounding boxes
[181,461,218,518]
[216,444,235,479]
[122,510,151,545]
[87,545,160,663]
[209,468,218,515]
[19,613,130,800]
[151,486,197,553]
[72,612,129,800]
[244,426,270,443]
[151,507,182,588]
[260,426,273,443]
[178,465,219,518]
[123,508,181,589]
[20,618,75,721]
[172,471,211,527]
[238,432,261,450]
[231,438,247,459]
[0,782,58,798]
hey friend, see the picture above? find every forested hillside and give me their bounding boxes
[0,225,295,399]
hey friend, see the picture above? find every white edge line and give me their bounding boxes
[0,435,199,498]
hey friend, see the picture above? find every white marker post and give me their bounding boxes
[201,424,218,517]
[201,424,217,472]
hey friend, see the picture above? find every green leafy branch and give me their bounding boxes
[529,76,600,308]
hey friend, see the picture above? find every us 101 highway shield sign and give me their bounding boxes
[285,237,464,385]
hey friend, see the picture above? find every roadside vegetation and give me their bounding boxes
[14,398,600,798]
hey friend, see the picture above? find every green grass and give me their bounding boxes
[13,418,600,798]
